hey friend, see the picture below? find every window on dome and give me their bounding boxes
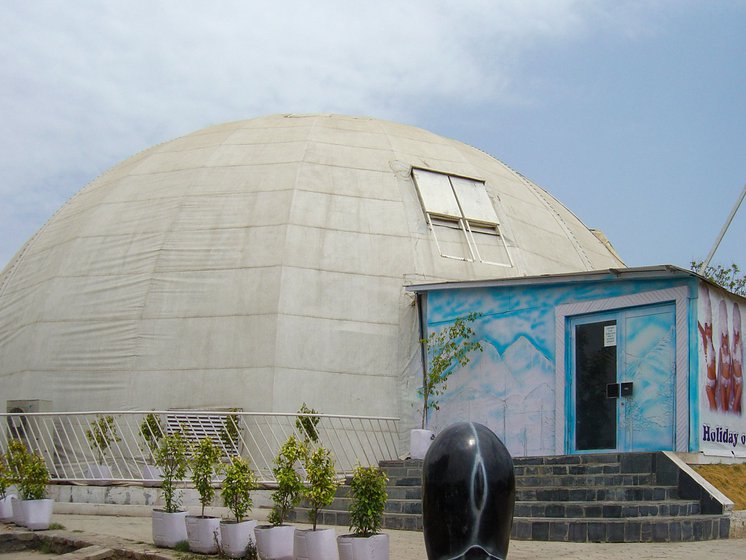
[412,168,512,266]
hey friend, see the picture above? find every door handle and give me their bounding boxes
[621,382,634,397]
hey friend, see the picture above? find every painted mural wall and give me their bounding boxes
[697,284,745,457]
[424,277,692,457]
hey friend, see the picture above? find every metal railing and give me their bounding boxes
[0,410,400,485]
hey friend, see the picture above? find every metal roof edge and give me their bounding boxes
[405,264,703,293]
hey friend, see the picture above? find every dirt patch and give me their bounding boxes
[693,463,746,510]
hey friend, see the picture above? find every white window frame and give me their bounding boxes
[412,167,513,267]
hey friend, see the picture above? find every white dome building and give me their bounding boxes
[0,114,623,422]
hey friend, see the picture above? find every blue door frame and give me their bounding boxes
[567,303,676,453]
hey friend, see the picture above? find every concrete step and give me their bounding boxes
[319,495,422,515]
[335,484,421,501]
[58,545,115,560]
[315,451,728,542]
[511,514,731,542]
[289,508,423,532]
[514,462,623,476]
[513,453,624,466]
[516,473,655,487]
[514,500,701,518]
[516,485,679,502]
[381,486,422,501]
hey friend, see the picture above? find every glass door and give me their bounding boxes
[572,317,618,451]
[568,304,676,453]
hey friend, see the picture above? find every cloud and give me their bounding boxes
[0,1,657,267]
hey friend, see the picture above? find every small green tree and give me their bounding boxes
[418,312,483,429]
[155,432,188,513]
[139,413,164,463]
[692,261,746,296]
[219,409,242,455]
[0,452,10,499]
[6,439,29,485]
[348,465,388,537]
[85,415,121,464]
[303,446,338,531]
[295,403,321,443]
[190,438,222,518]
[221,456,257,523]
[18,451,49,501]
[268,435,306,526]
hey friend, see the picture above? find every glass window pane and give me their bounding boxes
[412,169,460,218]
[431,217,471,261]
[451,176,499,224]
[469,227,510,265]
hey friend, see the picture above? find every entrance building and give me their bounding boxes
[407,265,745,458]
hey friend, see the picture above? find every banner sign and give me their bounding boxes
[698,284,745,456]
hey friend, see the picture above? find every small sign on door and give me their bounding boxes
[604,325,617,347]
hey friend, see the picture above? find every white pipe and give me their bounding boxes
[699,184,746,273]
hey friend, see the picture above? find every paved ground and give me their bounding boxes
[2,512,746,559]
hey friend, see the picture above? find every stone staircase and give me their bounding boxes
[294,452,731,542]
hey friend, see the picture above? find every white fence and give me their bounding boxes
[0,410,400,485]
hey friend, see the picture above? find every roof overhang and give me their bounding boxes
[405,264,743,301]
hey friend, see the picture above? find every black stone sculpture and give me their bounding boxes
[422,422,515,560]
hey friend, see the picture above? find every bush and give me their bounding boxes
[348,465,388,536]
[268,435,306,526]
[295,403,320,443]
[419,312,482,428]
[85,415,121,464]
[222,456,257,523]
[155,432,188,513]
[190,438,222,517]
[219,409,242,455]
[139,412,164,461]
[0,452,10,499]
[18,452,49,501]
[303,446,338,531]
[6,439,29,486]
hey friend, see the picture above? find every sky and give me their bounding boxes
[1,1,744,272]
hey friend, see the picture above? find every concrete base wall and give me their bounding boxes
[47,484,274,522]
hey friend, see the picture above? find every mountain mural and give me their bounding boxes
[432,334,556,456]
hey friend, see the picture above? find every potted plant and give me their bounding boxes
[185,437,223,554]
[254,435,306,560]
[84,414,120,481]
[0,450,16,522]
[413,312,482,459]
[139,412,164,484]
[338,466,389,560]
[17,449,53,530]
[152,431,188,548]
[220,455,258,558]
[219,408,242,456]
[296,402,320,443]
[294,446,340,560]
[6,439,29,526]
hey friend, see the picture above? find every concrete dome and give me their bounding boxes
[0,114,623,418]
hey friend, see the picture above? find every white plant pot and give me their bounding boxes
[294,527,339,560]
[20,498,54,531]
[84,463,113,483]
[338,533,390,560]
[11,496,25,526]
[254,524,295,560]
[0,494,16,522]
[152,509,188,548]
[141,464,163,487]
[410,429,435,460]
[186,515,222,554]
[220,519,258,558]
